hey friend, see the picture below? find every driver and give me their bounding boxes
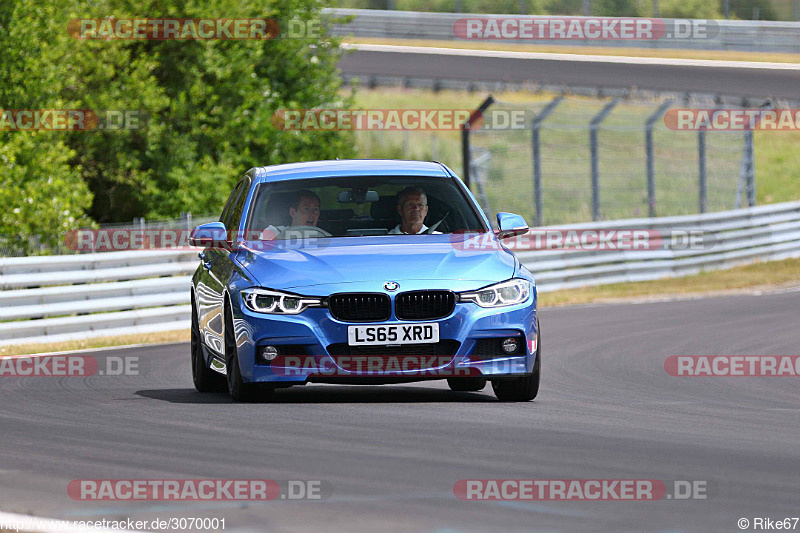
[261,190,331,239]
[390,187,439,234]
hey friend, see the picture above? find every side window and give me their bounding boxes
[228,178,251,233]
[219,180,243,227]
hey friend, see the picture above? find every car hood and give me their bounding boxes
[236,234,516,292]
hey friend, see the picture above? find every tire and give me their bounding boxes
[447,377,487,392]
[491,321,541,402]
[191,295,227,393]
[224,301,272,403]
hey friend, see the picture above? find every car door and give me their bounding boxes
[198,176,249,355]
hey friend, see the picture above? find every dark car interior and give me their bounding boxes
[245,176,486,239]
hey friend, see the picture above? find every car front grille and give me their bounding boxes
[394,290,456,320]
[328,293,391,322]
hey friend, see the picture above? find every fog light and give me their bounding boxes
[501,337,519,354]
[259,346,279,362]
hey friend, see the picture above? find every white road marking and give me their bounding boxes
[342,43,800,71]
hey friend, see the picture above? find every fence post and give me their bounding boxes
[589,99,620,222]
[461,95,495,189]
[698,128,707,213]
[531,96,563,227]
[644,100,673,218]
[746,130,756,207]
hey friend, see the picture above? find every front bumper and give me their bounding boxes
[229,289,538,384]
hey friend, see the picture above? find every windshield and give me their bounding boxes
[244,175,489,240]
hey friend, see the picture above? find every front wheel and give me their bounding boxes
[224,303,272,403]
[191,295,226,393]
[491,321,540,402]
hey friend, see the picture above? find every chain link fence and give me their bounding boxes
[467,95,752,227]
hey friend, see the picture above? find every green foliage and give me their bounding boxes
[0,0,95,253]
[658,0,722,18]
[594,0,642,16]
[728,0,777,20]
[0,0,354,254]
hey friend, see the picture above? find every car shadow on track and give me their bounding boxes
[135,386,499,404]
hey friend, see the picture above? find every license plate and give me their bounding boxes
[347,323,439,346]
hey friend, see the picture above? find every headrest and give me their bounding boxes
[370,195,399,222]
[252,191,295,230]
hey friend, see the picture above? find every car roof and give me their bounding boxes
[252,159,453,183]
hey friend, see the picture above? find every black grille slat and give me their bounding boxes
[395,290,455,320]
[328,293,391,322]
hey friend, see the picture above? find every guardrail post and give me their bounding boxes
[645,100,673,218]
[699,129,707,213]
[531,96,563,227]
[461,95,495,189]
[590,99,620,221]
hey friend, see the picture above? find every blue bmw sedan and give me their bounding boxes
[189,160,540,402]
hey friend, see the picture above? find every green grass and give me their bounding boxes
[755,130,800,204]
[349,87,800,224]
[540,256,800,307]
[0,330,189,357]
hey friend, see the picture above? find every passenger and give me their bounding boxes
[261,190,330,239]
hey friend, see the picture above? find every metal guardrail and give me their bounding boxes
[326,9,800,53]
[516,200,800,290]
[0,250,197,345]
[1,201,799,346]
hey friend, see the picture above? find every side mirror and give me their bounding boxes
[189,222,229,248]
[495,212,529,240]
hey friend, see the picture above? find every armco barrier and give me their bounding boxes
[325,9,800,54]
[0,250,197,346]
[514,201,800,290]
[1,201,799,346]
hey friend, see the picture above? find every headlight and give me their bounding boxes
[459,279,530,308]
[241,288,323,315]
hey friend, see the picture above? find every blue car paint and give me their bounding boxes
[192,160,538,386]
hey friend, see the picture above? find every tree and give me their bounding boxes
[0,0,355,255]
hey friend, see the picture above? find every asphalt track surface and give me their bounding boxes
[338,46,800,100]
[1,290,798,532]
